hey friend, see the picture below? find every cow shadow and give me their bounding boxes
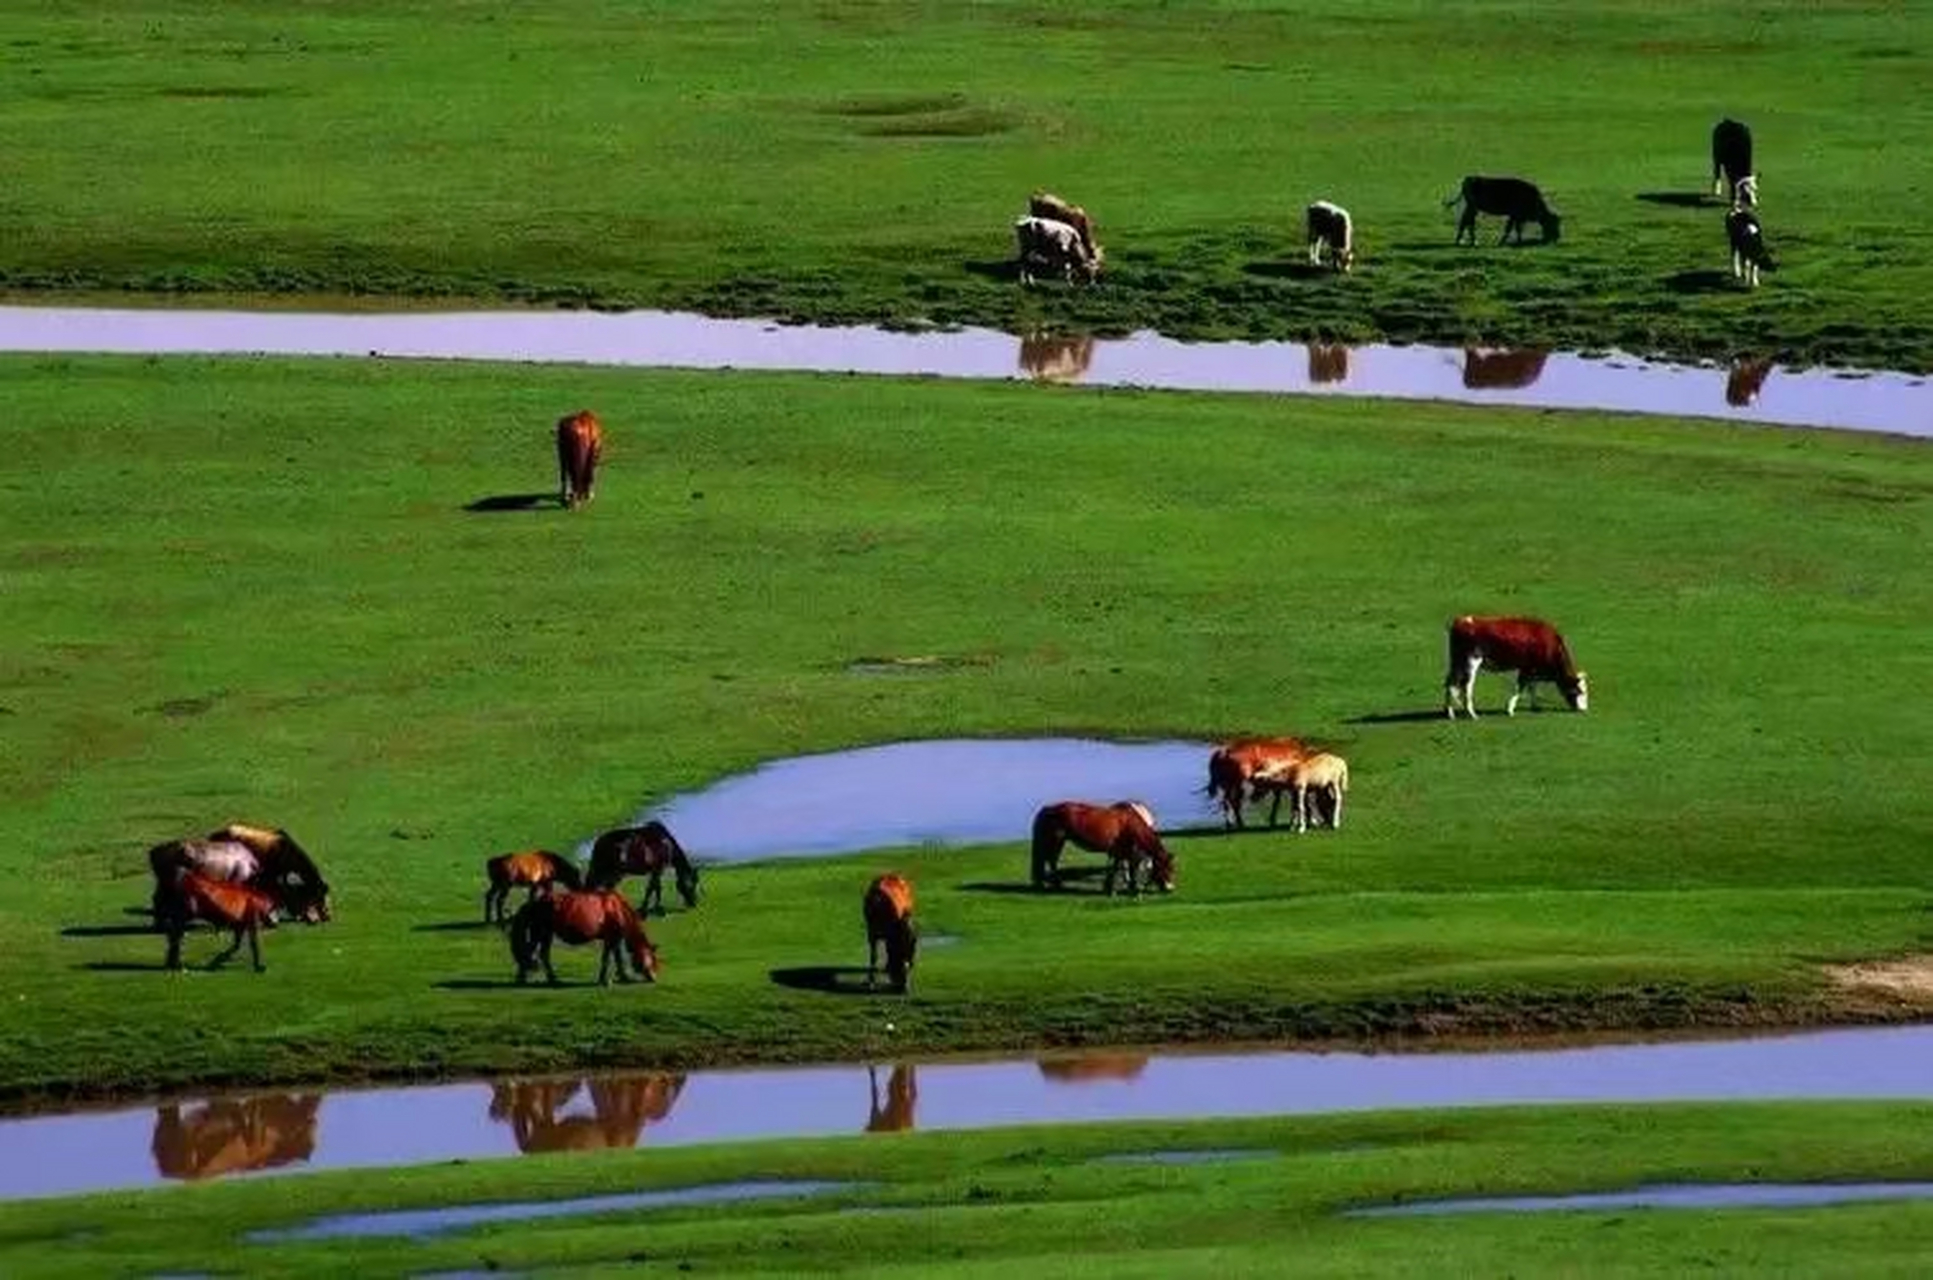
[61,923,160,939]
[1637,191,1721,209]
[963,258,1021,283]
[1242,260,1332,281]
[768,965,880,996]
[1665,269,1733,294]
[1347,709,1446,726]
[464,493,561,514]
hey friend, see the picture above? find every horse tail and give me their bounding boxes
[509,898,542,971]
[1030,807,1063,887]
[584,834,620,890]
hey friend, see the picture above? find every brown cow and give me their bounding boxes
[1205,737,1312,829]
[863,874,918,993]
[1462,347,1549,390]
[555,409,604,510]
[1444,615,1589,719]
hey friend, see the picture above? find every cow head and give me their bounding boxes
[1734,175,1759,209]
[1563,671,1590,712]
[1539,211,1563,243]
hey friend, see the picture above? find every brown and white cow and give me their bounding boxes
[1711,118,1756,207]
[1015,216,1099,286]
[1444,615,1589,719]
[1029,191,1100,262]
[555,409,604,510]
[1305,200,1355,273]
[1462,347,1549,390]
[1205,736,1313,829]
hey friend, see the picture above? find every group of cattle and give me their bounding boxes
[1015,118,1777,290]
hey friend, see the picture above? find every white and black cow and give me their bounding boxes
[1014,215,1098,286]
[1726,205,1776,288]
[1445,176,1561,246]
[1305,200,1355,273]
[1711,118,1756,207]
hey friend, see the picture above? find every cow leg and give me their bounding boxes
[1448,656,1481,719]
[1456,208,1476,245]
[1507,675,1529,717]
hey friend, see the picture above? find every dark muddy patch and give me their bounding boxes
[1347,1181,1933,1217]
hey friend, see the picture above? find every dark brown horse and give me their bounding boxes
[483,849,583,924]
[586,821,700,915]
[1030,801,1175,895]
[866,1063,918,1132]
[489,1073,686,1153]
[556,409,604,510]
[863,874,918,993]
[157,870,279,972]
[510,888,660,986]
[152,1093,321,1181]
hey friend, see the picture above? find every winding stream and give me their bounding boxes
[2,305,1928,438]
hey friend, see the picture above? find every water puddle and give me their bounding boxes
[6,1026,1933,1202]
[634,738,1215,862]
[1347,1181,1933,1217]
[1,306,1927,438]
[247,1179,857,1242]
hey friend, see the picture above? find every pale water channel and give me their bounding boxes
[4,1027,1932,1202]
[1,305,1929,438]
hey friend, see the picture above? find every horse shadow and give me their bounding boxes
[962,258,1021,283]
[1346,709,1445,725]
[61,923,159,939]
[1666,269,1733,294]
[1241,260,1332,281]
[434,977,620,991]
[464,493,562,513]
[1637,191,1721,209]
[413,920,497,933]
[768,965,883,996]
[79,960,172,972]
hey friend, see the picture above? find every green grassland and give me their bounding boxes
[2,1,1931,368]
[1,355,1928,1105]
[4,1104,1933,1277]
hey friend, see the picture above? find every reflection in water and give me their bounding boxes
[1037,1054,1151,1083]
[1308,342,1351,385]
[1018,332,1096,383]
[1462,347,1550,390]
[152,1093,321,1181]
[866,1064,918,1132]
[488,1074,686,1154]
[1727,356,1775,407]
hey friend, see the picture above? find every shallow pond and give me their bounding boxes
[5,1026,1933,1202]
[1,305,1927,438]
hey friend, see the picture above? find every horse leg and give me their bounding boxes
[643,869,663,917]
[246,920,265,972]
[541,933,560,986]
[1266,784,1285,829]
[164,920,185,972]
[868,932,880,988]
[211,926,244,969]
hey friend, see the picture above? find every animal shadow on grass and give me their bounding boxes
[1347,709,1446,726]
[62,922,159,939]
[414,920,497,934]
[1666,269,1734,294]
[960,866,1130,896]
[963,258,1021,283]
[768,965,882,996]
[1242,260,1332,281]
[1637,191,1722,209]
[79,960,172,972]
[434,976,614,992]
[464,493,562,514]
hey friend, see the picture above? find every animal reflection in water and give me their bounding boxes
[866,1063,918,1133]
[1308,343,1350,385]
[1037,1054,1151,1083]
[1461,347,1549,390]
[1018,332,1096,384]
[489,1074,687,1153]
[152,1093,321,1181]
[1727,357,1775,407]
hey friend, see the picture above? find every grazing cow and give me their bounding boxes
[1029,191,1100,262]
[1446,176,1562,246]
[1018,332,1096,383]
[1305,200,1355,273]
[555,409,604,510]
[1249,752,1351,832]
[863,874,918,993]
[1462,347,1550,390]
[1015,216,1099,286]
[1711,118,1756,206]
[1725,356,1774,407]
[1727,206,1776,288]
[1205,737,1312,829]
[1444,615,1589,719]
[1308,342,1350,385]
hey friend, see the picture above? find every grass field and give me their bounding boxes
[3,2,1932,368]
[1,355,1928,1106]
[4,1104,1933,1277]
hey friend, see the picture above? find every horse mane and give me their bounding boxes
[550,854,585,890]
[268,829,327,891]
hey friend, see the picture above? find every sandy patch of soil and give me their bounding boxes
[1824,956,1933,1003]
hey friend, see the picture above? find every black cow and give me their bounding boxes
[1726,206,1776,288]
[1445,176,1561,245]
[1711,118,1756,207]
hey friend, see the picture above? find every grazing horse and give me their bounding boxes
[586,821,700,915]
[510,888,660,986]
[863,874,919,993]
[152,1093,322,1181]
[490,1073,686,1153]
[483,849,583,925]
[1248,752,1351,832]
[208,823,331,923]
[555,409,604,510]
[157,870,278,972]
[1030,801,1175,896]
[866,1063,918,1133]
[1205,737,1312,829]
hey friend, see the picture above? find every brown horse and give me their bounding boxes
[483,849,583,924]
[586,821,700,915]
[157,870,279,972]
[863,874,918,993]
[866,1063,918,1132]
[489,1073,686,1153]
[1037,1053,1151,1084]
[556,409,604,510]
[152,1093,321,1181]
[1205,737,1312,829]
[209,822,331,923]
[510,888,660,986]
[1031,801,1175,895]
